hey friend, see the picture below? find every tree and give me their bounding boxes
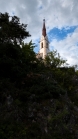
[0,12,30,45]
[0,13,33,81]
[45,50,67,68]
[21,41,36,63]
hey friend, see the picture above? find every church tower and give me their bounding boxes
[39,19,49,59]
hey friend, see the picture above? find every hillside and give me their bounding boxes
[0,71,78,139]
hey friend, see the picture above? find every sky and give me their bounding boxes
[0,0,78,66]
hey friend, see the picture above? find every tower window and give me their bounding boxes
[41,42,43,48]
[46,42,49,49]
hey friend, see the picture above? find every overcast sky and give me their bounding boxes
[0,0,78,66]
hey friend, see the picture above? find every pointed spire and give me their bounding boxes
[42,19,46,37]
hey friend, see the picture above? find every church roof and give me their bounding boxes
[42,19,46,37]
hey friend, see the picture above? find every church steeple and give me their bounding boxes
[36,19,50,59]
[42,19,46,37]
[35,19,50,59]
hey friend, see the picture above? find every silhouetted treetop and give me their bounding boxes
[0,12,30,44]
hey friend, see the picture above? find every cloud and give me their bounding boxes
[48,26,78,41]
[0,0,78,65]
[50,27,78,65]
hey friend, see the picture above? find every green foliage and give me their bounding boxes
[21,41,37,70]
[0,13,36,81]
[0,12,30,44]
[45,50,67,68]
